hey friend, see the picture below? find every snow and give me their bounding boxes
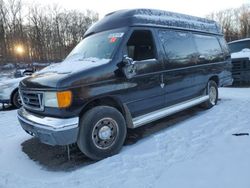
[228,38,250,44]
[0,87,250,188]
[133,9,221,34]
[37,58,110,75]
[134,9,220,34]
[231,48,250,60]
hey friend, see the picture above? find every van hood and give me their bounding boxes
[36,57,111,75]
[231,48,250,60]
[20,58,111,90]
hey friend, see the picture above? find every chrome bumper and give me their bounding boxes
[17,108,79,145]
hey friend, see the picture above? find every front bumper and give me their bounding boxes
[17,108,79,146]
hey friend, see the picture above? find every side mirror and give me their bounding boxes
[123,55,134,66]
[122,55,136,79]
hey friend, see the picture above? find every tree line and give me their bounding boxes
[207,4,250,42]
[1,1,250,64]
[0,0,98,64]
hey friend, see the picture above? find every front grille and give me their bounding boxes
[232,58,250,84]
[232,59,249,73]
[20,90,44,111]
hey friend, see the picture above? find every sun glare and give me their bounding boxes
[15,45,25,55]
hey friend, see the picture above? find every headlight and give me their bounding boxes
[44,92,58,107]
[44,91,72,108]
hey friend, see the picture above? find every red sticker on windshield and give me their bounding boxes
[109,37,117,43]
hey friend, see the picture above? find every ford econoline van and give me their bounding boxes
[18,9,232,160]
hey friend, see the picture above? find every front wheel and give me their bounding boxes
[201,80,218,109]
[77,106,127,160]
[12,90,22,108]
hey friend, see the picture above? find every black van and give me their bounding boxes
[18,9,232,160]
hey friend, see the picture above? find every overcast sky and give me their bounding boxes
[24,0,249,18]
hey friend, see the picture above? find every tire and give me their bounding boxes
[77,106,127,160]
[201,80,218,109]
[12,90,22,108]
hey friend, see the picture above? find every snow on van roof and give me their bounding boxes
[36,58,110,75]
[85,9,222,37]
[231,48,250,60]
[228,38,250,44]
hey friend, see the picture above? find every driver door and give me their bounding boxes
[119,29,165,119]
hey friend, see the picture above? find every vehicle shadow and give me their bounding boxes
[21,139,94,171]
[21,105,204,172]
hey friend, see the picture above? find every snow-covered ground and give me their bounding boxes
[0,88,250,188]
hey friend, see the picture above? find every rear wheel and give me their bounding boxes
[201,80,218,109]
[12,90,22,108]
[77,106,127,160]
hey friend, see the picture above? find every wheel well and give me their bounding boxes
[80,97,123,114]
[10,88,18,104]
[209,76,219,86]
[79,97,133,127]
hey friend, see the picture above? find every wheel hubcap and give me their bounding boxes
[209,86,217,105]
[98,126,112,140]
[92,118,118,149]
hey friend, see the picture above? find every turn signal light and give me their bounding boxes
[56,91,72,108]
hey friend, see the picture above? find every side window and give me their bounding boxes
[159,30,197,68]
[194,34,223,63]
[126,30,156,61]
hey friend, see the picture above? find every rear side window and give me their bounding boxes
[159,30,197,68]
[193,34,223,63]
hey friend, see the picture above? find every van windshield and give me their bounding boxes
[64,29,125,62]
[228,40,250,53]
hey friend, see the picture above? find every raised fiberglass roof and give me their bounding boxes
[84,9,222,37]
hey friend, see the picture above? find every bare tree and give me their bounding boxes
[207,4,250,42]
[0,1,98,63]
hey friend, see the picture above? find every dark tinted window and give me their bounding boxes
[194,34,223,63]
[228,40,250,53]
[159,30,197,68]
[126,30,155,61]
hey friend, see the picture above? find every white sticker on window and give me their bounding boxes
[108,33,124,38]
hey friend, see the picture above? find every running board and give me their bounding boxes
[132,95,209,128]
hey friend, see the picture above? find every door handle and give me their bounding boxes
[160,74,165,88]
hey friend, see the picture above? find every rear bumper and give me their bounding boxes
[17,108,79,146]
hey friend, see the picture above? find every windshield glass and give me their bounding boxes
[228,40,250,53]
[64,29,125,62]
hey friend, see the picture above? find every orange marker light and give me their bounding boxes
[56,91,72,108]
